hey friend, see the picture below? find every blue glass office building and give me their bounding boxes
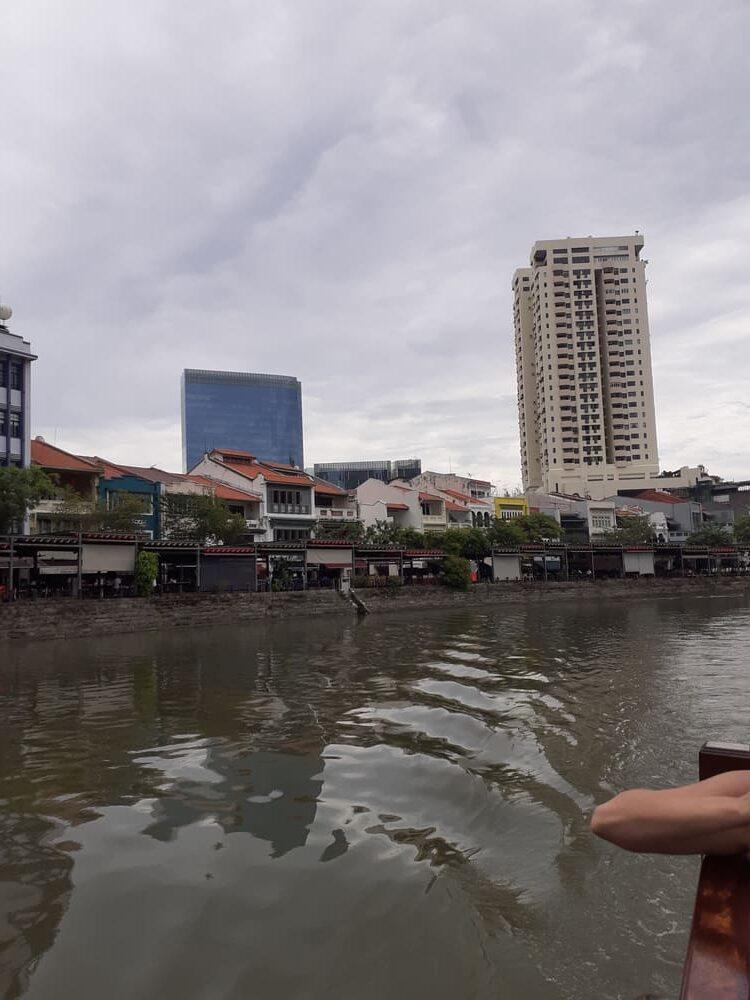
[181,369,304,472]
[313,459,422,491]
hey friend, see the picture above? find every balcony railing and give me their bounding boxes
[316,508,358,520]
[269,504,311,515]
[422,513,447,526]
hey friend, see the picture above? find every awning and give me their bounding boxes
[306,547,353,565]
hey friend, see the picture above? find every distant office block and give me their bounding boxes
[181,369,303,472]
[0,304,35,468]
[313,458,421,492]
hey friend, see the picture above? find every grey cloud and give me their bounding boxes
[4,0,750,485]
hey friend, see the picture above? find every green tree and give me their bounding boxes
[0,465,57,533]
[135,551,159,596]
[161,493,246,544]
[48,484,92,530]
[50,488,151,534]
[443,554,471,590]
[487,517,524,546]
[599,514,656,545]
[427,527,467,555]
[517,513,563,543]
[314,520,365,542]
[734,515,750,547]
[688,523,734,546]
[459,526,491,565]
[100,492,152,533]
[363,521,425,549]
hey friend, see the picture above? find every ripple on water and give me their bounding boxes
[1,595,749,1000]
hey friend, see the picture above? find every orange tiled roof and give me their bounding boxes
[209,449,302,474]
[441,488,491,506]
[445,500,468,512]
[635,490,684,505]
[32,439,101,474]
[313,478,347,497]
[221,460,314,488]
[78,455,129,479]
[386,502,410,511]
[260,458,302,471]
[419,492,444,503]
[210,447,257,461]
[122,465,190,486]
[187,474,261,502]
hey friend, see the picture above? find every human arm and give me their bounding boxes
[591,770,750,854]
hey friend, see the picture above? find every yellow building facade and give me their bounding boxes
[494,496,529,520]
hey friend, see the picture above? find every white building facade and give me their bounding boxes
[514,235,665,500]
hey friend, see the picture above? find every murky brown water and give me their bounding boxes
[2,594,750,999]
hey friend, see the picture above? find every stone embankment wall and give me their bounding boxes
[0,590,353,642]
[2,578,749,643]
[358,577,750,614]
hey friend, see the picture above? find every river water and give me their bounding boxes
[1,593,749,1000]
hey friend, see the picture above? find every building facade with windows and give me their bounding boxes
[181,369,304,473]
[411,471,493,500]
[494,496,529,520]
[514,235,661,500]
[0,306,35,468]
[189,447,317,541]
[313,458,421,492]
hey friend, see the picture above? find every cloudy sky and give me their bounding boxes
[3,0,749,488]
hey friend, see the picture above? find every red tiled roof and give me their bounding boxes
[635,490,684,505]
[260,458,302,471]
[202,546,256,555]
[386,502,410,511]
[32,439,101,474]
[204,452,314,488]
[223,460,313,487]
[214,483,260,503]
[209,448,257,461]
[313,477,347,497]
[419,492,444,503]
[121,465,189,486]
[209,449,303,474]
[187,475,261,502]
[78,455,129,479]
[445,500,468,512]
[441,488,491,506]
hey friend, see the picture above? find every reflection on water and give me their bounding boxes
[1,593,749,999]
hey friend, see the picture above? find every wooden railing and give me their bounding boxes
[679,742,750,999]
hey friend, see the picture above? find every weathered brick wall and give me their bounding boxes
[0,590,354,642]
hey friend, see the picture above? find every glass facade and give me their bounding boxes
[182,370,304,472]
[0,321,35,468]
[313,458,422,491]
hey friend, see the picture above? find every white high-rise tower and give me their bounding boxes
[514,234,660,499]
